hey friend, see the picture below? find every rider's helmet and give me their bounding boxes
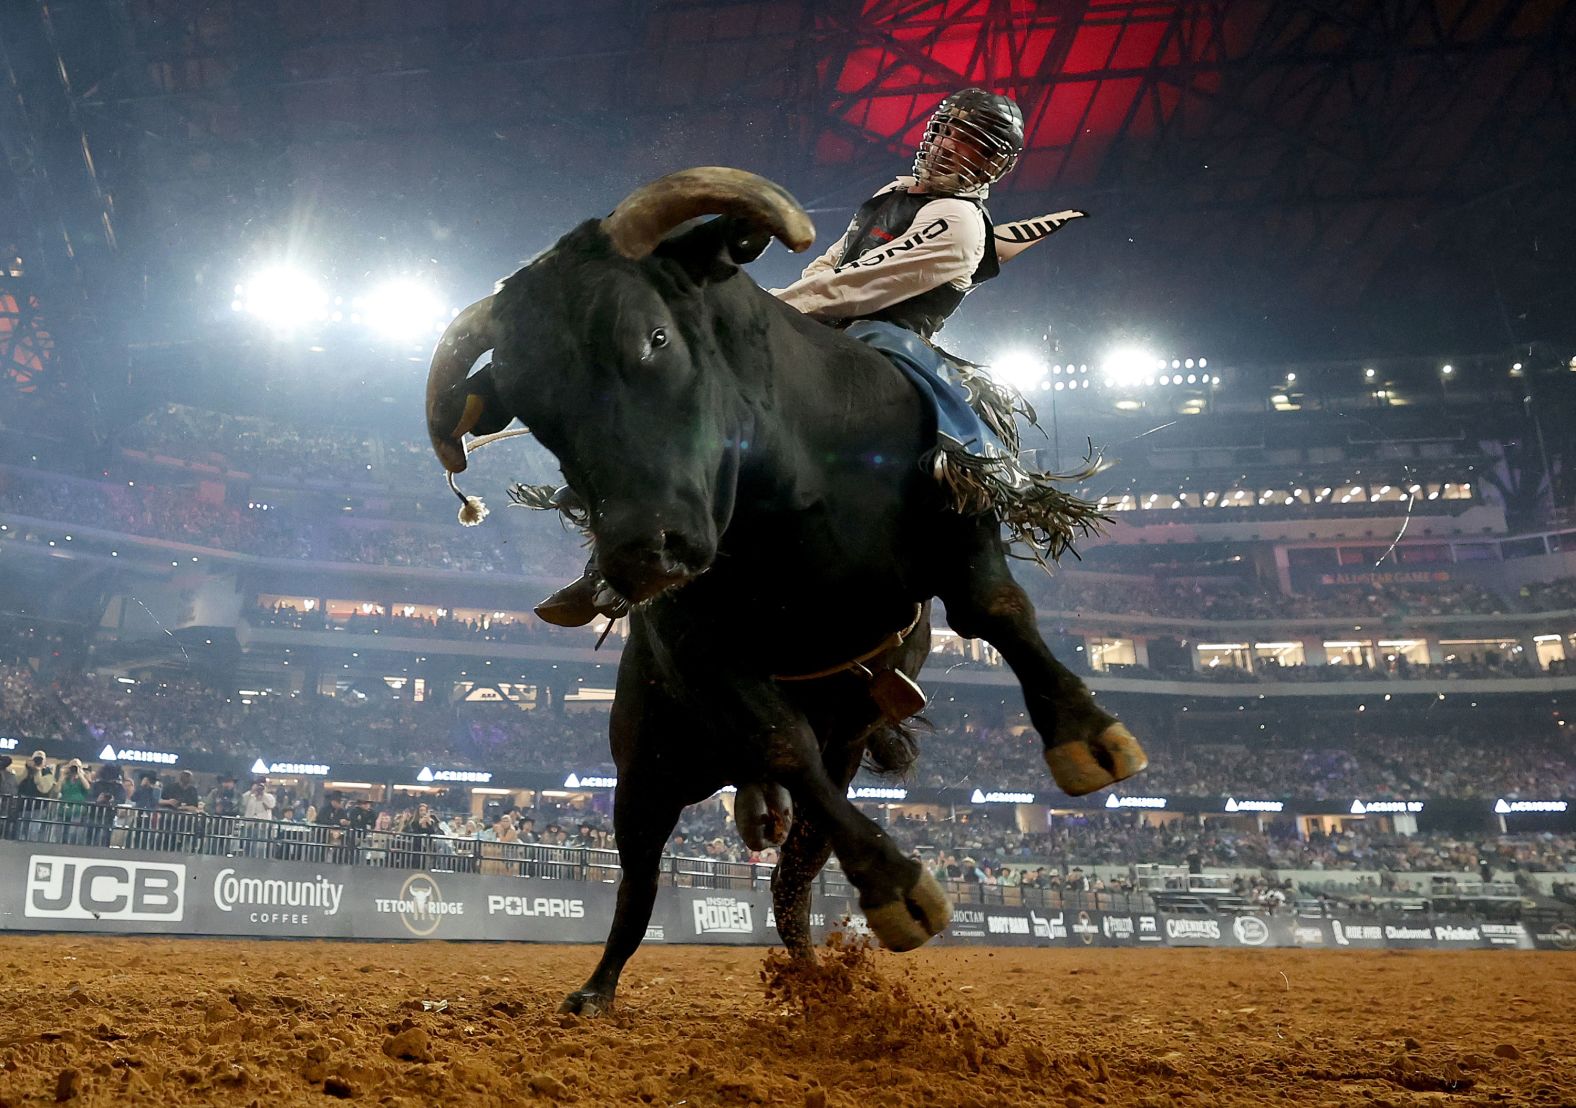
[912,88,1025,194]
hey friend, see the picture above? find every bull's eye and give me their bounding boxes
[649,327,670,349]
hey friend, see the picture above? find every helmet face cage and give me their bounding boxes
[913,90,1024,193]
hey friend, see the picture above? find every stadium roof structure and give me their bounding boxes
[1,0,1573,409]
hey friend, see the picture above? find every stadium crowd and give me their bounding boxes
[5,664,1574,801]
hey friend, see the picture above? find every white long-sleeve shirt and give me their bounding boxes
[773,177,988,321]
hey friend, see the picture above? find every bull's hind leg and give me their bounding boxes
[937,520,1148,796]
[770,738,862,956]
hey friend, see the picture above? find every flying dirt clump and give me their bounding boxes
[755,930,1011,1071]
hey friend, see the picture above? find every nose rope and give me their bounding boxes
[443,426,536,526]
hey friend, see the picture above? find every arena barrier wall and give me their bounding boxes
[2,843,1572,951]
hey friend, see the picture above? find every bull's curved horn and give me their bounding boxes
[425,296,497,474]
[601,166,815,260]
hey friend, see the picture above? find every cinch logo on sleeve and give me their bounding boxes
[26,856,185,921]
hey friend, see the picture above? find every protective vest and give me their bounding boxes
[836,188,1000,340]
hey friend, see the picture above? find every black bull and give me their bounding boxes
[426,168,1147,1015]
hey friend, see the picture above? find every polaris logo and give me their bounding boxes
[26,856,185,921]
[1165,918,1220,940]
[692,898,753,935]
[487,895,585,918]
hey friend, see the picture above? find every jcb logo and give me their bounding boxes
[26,856,186,921]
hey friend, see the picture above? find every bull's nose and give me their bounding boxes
[598,530,712,603]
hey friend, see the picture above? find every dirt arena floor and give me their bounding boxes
[0,937,1572,1106]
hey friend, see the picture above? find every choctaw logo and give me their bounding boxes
[373,873,465,937]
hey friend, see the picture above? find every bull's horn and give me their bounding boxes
[601,166,815,260]
[425,296,497,474]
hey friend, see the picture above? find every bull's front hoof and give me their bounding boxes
[558,989,614,1017]
[864,871,951,953]
[1045,722,1149,796]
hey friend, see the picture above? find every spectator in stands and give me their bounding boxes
[87,763,126,847]
[128,771,162,849]
[57,759,92,844]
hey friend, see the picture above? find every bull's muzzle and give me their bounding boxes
[597,528,714,604]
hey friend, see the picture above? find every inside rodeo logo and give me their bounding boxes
[374,873,465,937]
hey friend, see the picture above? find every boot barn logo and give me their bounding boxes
[691,897,754,936]
[374,874,465,936]
[26,856,185,922]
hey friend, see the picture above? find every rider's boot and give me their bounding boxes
[534,477,630,628]
[536,563,629,627]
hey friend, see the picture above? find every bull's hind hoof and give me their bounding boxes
[864,871,951,952]
[558,989,614,1017]
[1045,723,1149,796]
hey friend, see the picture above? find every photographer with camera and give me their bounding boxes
[16,752,58,841]
[58,759,93,844]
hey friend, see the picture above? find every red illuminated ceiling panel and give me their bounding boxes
[821,0,1223,190]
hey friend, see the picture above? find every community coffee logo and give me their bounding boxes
[26,856,185,922]
[486,895,585,919]
[1073,910,1099,945]
[1165,917,1221,941]
[691,897,753,936]
[212,869,343,925]
[1232,916,1270,946]
[374,873,464,937]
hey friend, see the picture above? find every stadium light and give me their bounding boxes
[1441,363,1454,376]
[232,265,330,331]
[1364,367,1376,378]
[1102,345,1160,389]
[988,348,1049,392]
[357,277,449,342]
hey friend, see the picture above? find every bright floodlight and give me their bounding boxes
[233,265,329,331]
[1102,345,1160,388]
[358,278,449,342]
[989,348,1049,392]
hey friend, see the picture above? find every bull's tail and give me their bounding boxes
[863,717,923,777]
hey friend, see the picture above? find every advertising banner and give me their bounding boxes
[2,844,1570,951]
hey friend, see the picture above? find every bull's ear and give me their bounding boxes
[659,216,769,284]
[432,363,513,448]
